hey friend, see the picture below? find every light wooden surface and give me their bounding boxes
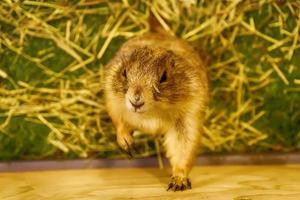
[1,165,300,200]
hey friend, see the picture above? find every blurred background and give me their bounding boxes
[0,0,299,161]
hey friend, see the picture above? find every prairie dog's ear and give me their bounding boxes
[148,9,174,35]
[149,10,163,33]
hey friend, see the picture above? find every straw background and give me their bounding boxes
[0,0,299,160]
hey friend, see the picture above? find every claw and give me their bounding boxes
[167,183,174,191]
[180,184,186,191]
[118,146,133,158]
[187,179,192,189]
[131,143,138,153]
[125,149,133,158]
[124,139,134,158]
[167,176,192,192]
[118,139,133,158]
[124,138,131,149]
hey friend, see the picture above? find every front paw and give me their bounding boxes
[117,133,135,157]
[167,176,191,192]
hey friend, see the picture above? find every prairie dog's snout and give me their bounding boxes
[126,86,145,113]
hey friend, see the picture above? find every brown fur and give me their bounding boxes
[104,15,209,191]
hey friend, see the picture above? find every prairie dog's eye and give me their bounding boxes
[122,68,127,79]
[160,71,167,83]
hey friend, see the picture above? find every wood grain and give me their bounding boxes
[1,165,300,200]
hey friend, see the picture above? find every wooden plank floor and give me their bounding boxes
[1,165,300,200]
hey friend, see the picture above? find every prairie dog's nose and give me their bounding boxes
[127,87,145,111]
[134,93,141,102]
[132,87,143,103]
[130,92,144,109]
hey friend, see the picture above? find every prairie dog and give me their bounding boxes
[104,14,209,191]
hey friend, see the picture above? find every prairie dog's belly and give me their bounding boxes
[124,112,167,134]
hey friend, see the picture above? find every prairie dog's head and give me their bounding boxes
[108,46,190,114]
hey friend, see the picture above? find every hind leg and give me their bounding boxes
[164,118,201,191]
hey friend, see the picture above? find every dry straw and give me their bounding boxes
[0,0,299,158]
